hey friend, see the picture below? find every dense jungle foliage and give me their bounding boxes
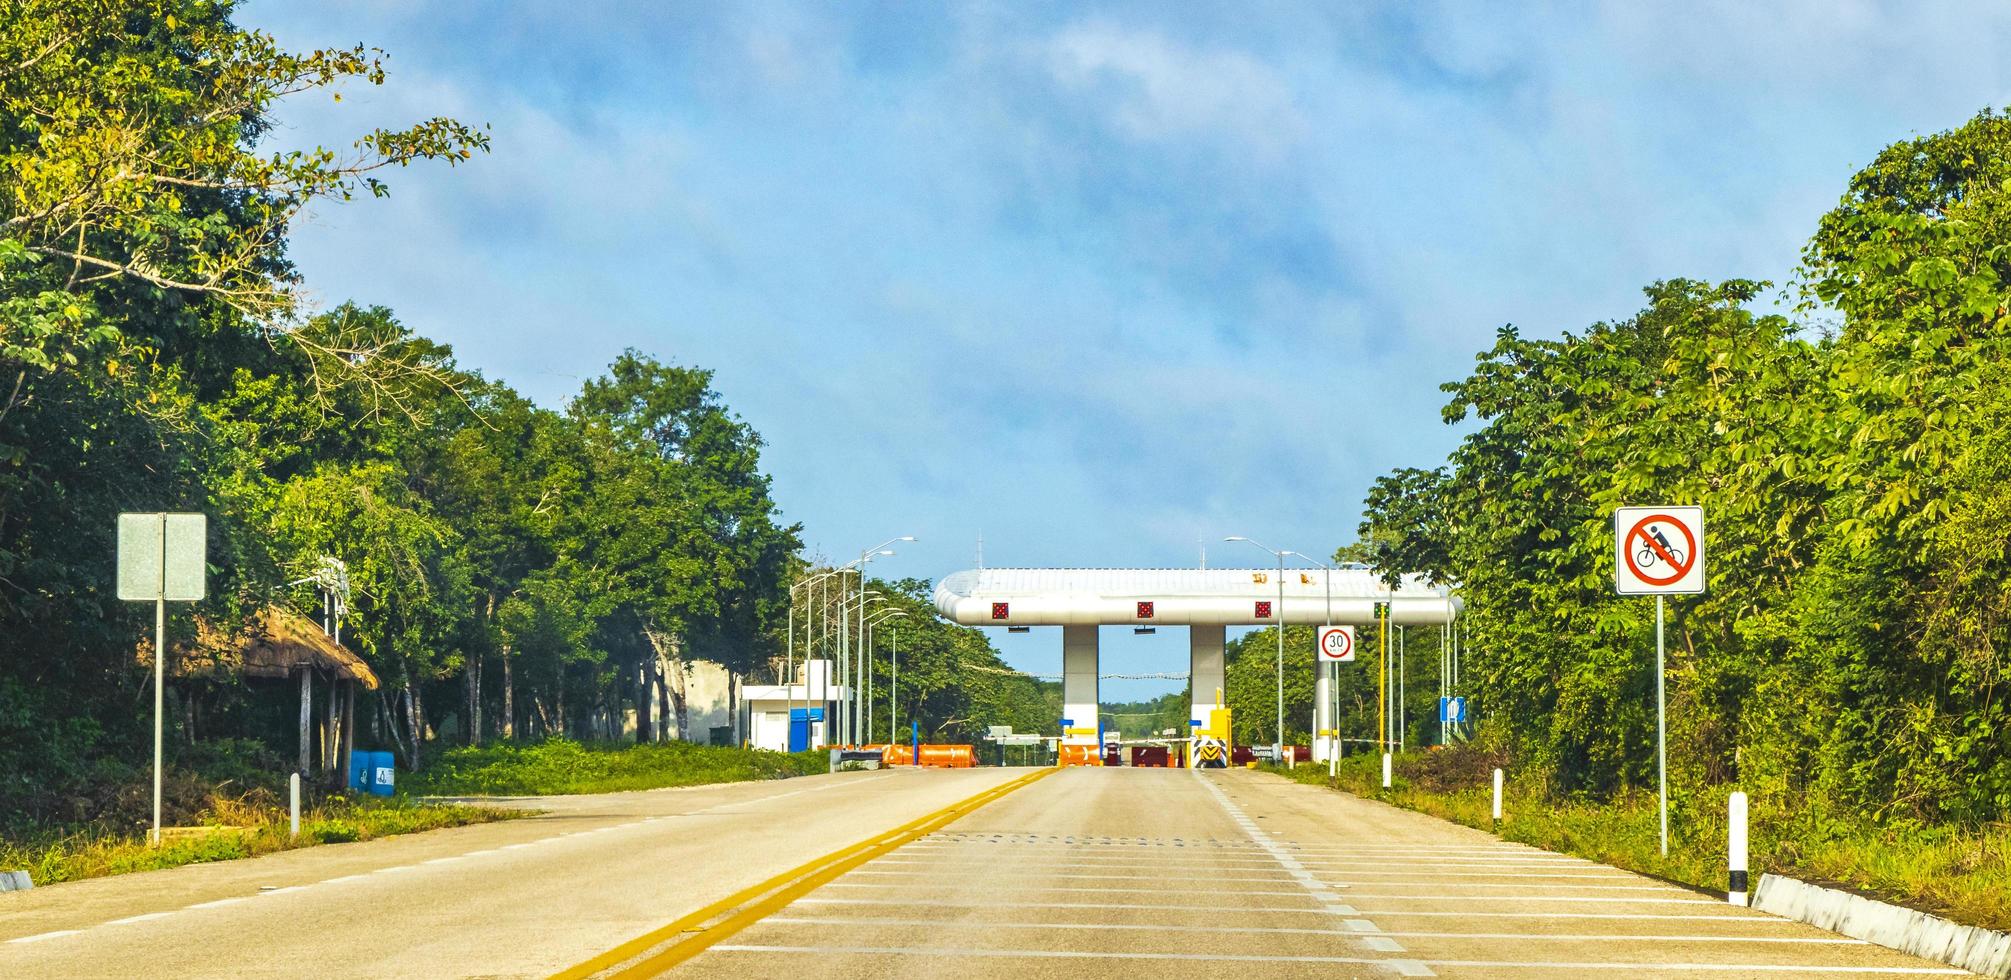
[1355,109,2011,830]
[0,1,1048,832]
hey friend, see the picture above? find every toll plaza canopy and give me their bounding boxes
[934,567,1459,761]
[933,567,1459,627]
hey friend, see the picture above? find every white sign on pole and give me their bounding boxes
[1317,625,1356,662]
[1614,506,1704,596]
[116,512,207,848]
[117,513,207,600]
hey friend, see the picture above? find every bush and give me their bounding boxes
[404,738,827,797]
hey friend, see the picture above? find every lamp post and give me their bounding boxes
[866,609,907,742]
[838,589,888,744]
[787,569,839,750]
[844,537,915,745]
[885,618,910,744]
[1226,536,1288,758]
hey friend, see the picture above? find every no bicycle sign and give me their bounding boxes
[1614,506,1705,595]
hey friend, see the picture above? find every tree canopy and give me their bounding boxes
[1355,109,2011,826]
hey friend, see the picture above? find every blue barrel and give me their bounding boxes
[368,751,396,796]
[347,752,373,793]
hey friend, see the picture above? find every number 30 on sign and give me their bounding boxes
[1614,506,1705,595]
[1318,625,1356,662]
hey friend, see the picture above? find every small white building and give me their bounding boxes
[742,658,847,753]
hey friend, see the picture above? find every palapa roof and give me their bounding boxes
[139,605,379,690]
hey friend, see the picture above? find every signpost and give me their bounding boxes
[1614,505,1705,857]
[117,513,207,845]
[1317,626,1355,776]
[1439,696,1467,725]
[1317,625,1356,662]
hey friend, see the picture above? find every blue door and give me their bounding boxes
[789,708,811,753]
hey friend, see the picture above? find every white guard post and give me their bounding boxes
[1728,791,1749,906]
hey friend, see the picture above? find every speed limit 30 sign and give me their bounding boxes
[1615,506,1705,595]
[1318,625,1356,662]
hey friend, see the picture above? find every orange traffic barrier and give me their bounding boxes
[1057,744,1103,767]
[917,744,975,768]
[878,743,975,768]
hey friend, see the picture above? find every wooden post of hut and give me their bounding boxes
[298,663,313,778]
[233,607,376,789]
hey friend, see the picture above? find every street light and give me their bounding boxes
[841,589,889,744]
[866,609,908,742]
[787,569,840,749]
[1226,536,1287,758]
[843,537,915,745]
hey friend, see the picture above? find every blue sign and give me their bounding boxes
[1439,697,1468,724]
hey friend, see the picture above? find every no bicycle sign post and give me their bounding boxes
[1614,505,1704,859]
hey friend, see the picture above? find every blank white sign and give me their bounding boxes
[117,513,207,601]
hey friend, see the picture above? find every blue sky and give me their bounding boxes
[249,2,2010,696]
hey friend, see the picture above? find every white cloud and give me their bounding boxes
[1045,22,1308,159]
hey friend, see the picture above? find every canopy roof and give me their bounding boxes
[933,567,1459,627]
[139,605,379,689]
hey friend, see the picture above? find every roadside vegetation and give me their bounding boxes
[406,740,827,796]
[0,740,521,885]
[1,797,517,887]
[0,4,1054,836]
[1267,748,2011,932]
[1213,109,2011,935]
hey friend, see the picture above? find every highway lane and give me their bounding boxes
[0,766,1021,978]
[2,764,1978,978]
[683,766,1975,979]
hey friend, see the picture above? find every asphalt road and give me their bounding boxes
[1,765,1976,979]
[0,767,1021,978]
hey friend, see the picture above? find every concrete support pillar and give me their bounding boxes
[1189,624,1225,730]
[1314,662,1335,762]
[1062,625,1099,747]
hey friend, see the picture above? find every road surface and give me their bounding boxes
[0,766,1973,978]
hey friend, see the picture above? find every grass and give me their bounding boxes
[404,738,828,796]
[0,794,520,886]
[1265,751,2011,932]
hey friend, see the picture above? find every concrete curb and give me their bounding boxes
[1752,873,2011,978]
[0,870,32,892]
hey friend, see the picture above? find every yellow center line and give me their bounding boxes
[550,767,1055,979]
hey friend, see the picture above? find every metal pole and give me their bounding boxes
[1657,594,1669,857]
[1275,550,1284,756]
[785,579,796,750]
[153,593,164,846]
[839,576,851,746]
[1378,602,1388,751]
[890,628,898,743]
[860,619,868,744]
[855,574,868,745]
[1328,659,1337,778]
[813,575,824,748]
[1398,625,1406,752]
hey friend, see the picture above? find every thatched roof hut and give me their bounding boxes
[139,604,378,690]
